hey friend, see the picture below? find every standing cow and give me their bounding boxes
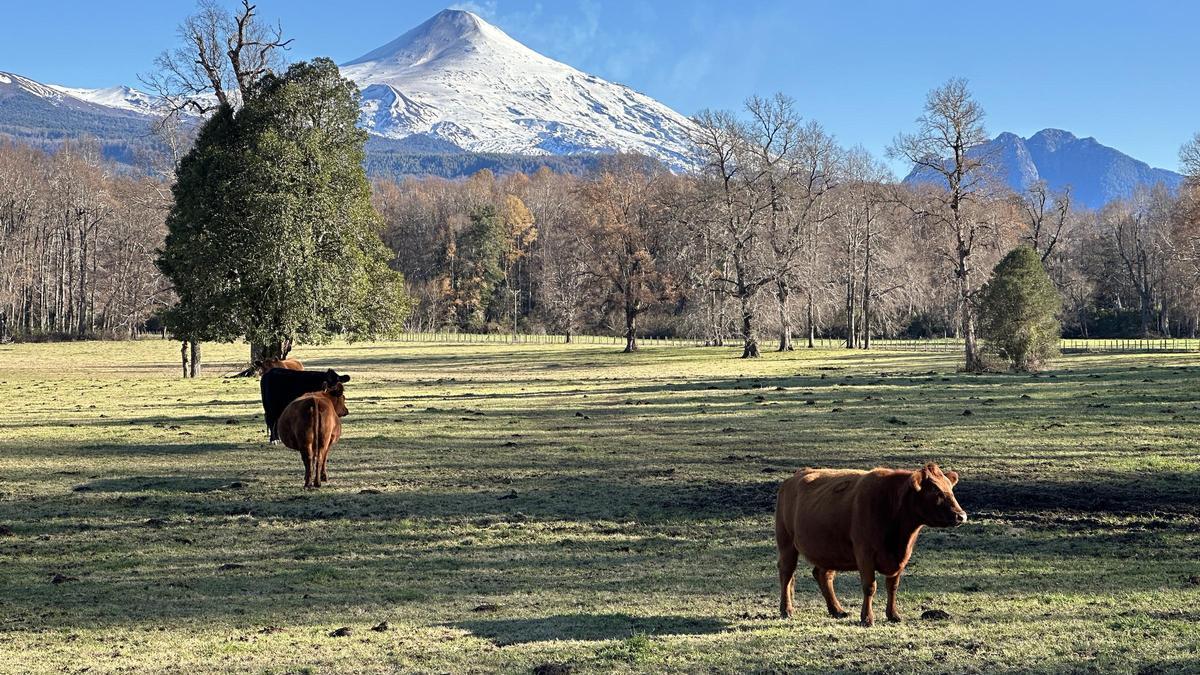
[775,463,967,626]
[277,381,348,488]
[260,368,350,442]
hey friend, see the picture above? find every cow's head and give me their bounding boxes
[323,381,349,417]
[323,370,351,417]
[909,463,967,527]
[253,359,279,375]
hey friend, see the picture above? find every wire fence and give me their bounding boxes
[874,337,1200,353]
[395,331,1200,354]
[395,331,712,347]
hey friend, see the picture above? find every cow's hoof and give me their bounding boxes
[780,609,793,620]
[830,610,849,619]
[887,614,903,623]
[859,618,874,627]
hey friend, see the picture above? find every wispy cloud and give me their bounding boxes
[447,1,499,18]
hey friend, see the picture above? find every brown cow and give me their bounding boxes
[775,463,966,626]
[276,381,348,488]
[255,358,303,375]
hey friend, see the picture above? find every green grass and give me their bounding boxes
[1,339,1198,674]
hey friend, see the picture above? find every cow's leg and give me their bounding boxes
[301,451,313,488]
[813,567,848,618]
[776,541,799,619]
[319,443,330,483]
[858,564,877,626]
[885,573,903,622]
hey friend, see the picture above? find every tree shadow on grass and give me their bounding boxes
[450,613,728,645]
[72,475,248,493]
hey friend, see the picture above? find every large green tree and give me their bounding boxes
[979,246,1061,372]
[158,58,409,362]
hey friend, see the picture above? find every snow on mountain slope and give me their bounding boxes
[47,84,158,114]
[0,70,71,103]
[0,70,158,116]
[340,9,698,170]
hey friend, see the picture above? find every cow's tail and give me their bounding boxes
[309,396,321,462]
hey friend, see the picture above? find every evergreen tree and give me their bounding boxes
[979,246,1061,372]
[157,58,409,362]
[448,205,507,330]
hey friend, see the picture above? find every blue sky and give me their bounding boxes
[2,0,1196,172]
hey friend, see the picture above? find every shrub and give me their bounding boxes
[979,246,1061,372]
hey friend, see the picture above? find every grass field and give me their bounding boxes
[1,339,1198,674]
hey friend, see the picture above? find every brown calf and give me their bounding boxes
[255,358,304,375]
[775,463,966,626]
[276,382,348,488]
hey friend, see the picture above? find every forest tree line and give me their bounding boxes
[2,82,1199,352]
[0,139,170,341]
[375,86,1200,357]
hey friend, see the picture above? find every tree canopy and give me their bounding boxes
[157,58,409,357]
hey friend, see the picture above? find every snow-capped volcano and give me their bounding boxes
[340,9,697,170]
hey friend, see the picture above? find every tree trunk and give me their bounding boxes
[861,272,872,350]
[963,306,982,372]
[189,340,202,378]
[624,306,638,353]
[845,276,856,350]
[776,279,793,351]
[955,240,982,370]
[806,293,815,349]
[251,339,293,363]
[181,341,189,378]
[740,297,759,358]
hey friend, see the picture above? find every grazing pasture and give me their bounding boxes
[1,340,1198,673]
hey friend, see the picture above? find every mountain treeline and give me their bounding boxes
[3,84,1199,350]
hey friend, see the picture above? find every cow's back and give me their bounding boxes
[278,393,341,451]
[261,369,330,422]
[777,469,867,571]
[277,394,314,451]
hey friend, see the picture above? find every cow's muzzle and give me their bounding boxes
[954,511,968,525]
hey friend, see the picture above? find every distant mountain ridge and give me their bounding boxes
[1,13,1187,191]
[0,70,162,164]
[903,128,1184,209]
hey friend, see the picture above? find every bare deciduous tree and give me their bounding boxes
[832,148,893,348]
[1020,181,1071,262]
[692,109,774,357]
[1181,133,1200,180]
[744,95,839,351]
[578,157,674,353]
[889,78,997,371]
[141,0,291,115]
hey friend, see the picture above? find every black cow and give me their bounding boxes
[260,368,350,443]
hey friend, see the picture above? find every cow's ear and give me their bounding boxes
[339,374,350,383]
[945,471,959,487]
[910,470,923,492]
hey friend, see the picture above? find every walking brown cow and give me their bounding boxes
[276,381,348,488]
[775,463,967,626]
